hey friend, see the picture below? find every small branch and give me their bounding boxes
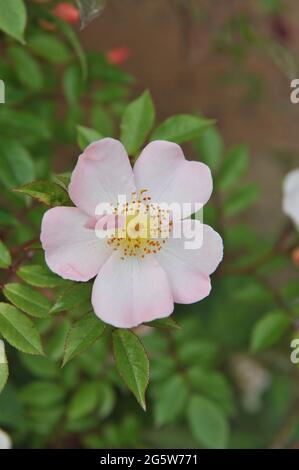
[10,237,39,256]
[221,222,297,277]
[0,238,39,288]
[270,397,299,449]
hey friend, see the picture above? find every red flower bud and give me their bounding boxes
[106,47,131,65]
[52,2,80,25]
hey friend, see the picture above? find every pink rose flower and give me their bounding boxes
[41,139,223,328]
[106,46,131,65]
[0,428,12,449]
[52,2,80,24]
[283,168,299,229]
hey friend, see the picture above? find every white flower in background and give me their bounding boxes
[282,168,299,228]
[230,354,270,413]
[0,429,12,449]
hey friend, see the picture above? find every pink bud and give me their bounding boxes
[106,46,131,65]
[52,2,80,25]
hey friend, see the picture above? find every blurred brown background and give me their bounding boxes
[64,0,299,233]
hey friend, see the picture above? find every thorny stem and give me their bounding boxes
[270,397,299,449]
[254,273,290,314]
[220,221,297,277]
[0,238,39,289]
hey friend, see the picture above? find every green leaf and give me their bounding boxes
[0,241,11,269]
[251,310,289,352]
[64,103,82,140]
[0,340,9,394]
[97,383,116,418]
[54,172,71,190]
[218,145,249,190]
[0,0,27,43]
[91,104,114,136]
[146,317,181,330]
[3,283,51,318]
[112,329,149,410]
[77,125,103,150]
[188,368,235,415]
[0,209,18,227]
[63,313,106,366]
[0,140,35,190]
[52,16,87,79]
[46,319,70,361]
[63,64,85,106]
[15,180,72,207]
[94,84,128,104]
[51,283,92,314]
[0,109,50,142]
[232,278,272,304]
[19,381,64,408]
[26,406,64,435]
[0,303,44,355]
[67,382,99,421]
[120,90,155,156]
[224,184,259,216]
[187,395,230,449]
[8,45,44,91]
[193,125,223,171]
[89,52,134,84]
[154,375,188,426]
[20,354,58,380]
[17,264,67,288]
[151,115,213,144]
[178,340,218,367]
[28,33,71,64]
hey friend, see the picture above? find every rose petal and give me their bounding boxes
[283,168,299,228]
[69,138,136,216]
[155,221,223,303]
[134,140,212,217]
[41,207,111,281]
[0,429,12,450]
[92,254,174,328]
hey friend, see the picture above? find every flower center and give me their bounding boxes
[106,190,171,259]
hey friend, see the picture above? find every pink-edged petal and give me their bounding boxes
[155,221,223,304]
[0,429,12,449]
[41,207,111,282]
[133,140,212,216]
[84,213,125,231]
[283,168,299,228]
[69,138,136,216]
[92,254,174,328]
